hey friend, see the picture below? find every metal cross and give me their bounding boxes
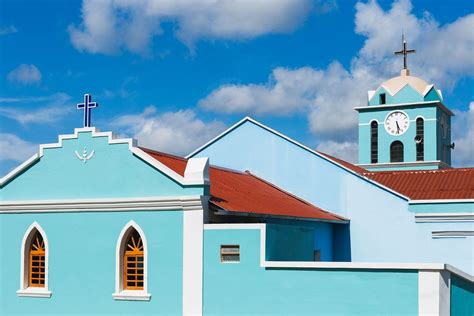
[77,94,99,127]
[394,34,416,70]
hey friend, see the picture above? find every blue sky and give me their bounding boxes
[1,0,473,176]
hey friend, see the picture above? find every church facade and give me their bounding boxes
[0,54,473,315]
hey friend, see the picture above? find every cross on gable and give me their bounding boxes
[394,35,416,71]
[77,94,99,127]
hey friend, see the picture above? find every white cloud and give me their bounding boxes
[110,106,226,155]
[0,93,72,125]
[452,102,474,167]
[316,140,359,163]
[68,0,317,54]
[0,134,37,162]
[0,25,17,36]
[200,0,474,158]
[7,64,42,85]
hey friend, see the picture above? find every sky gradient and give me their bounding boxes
[1,0,473,176]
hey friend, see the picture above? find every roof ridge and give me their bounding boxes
[139,147,188,161]
[244,171,347,221]
[363,167,474,176]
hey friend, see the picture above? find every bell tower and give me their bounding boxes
[355,37,453,171]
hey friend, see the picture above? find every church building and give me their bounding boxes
[0,41,472,315]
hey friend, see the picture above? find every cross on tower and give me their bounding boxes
[77,94,99,127]
[394,34,416,70]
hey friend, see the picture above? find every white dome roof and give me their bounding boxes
[380,74,430,96]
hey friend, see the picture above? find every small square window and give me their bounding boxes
[220,245,240,263]
[379,93,386,104]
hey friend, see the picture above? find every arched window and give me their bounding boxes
[390,141,404,163]
[370,121,378,163]
[416,118,424,161]
[17,222,51,298]
[113,221,151,301]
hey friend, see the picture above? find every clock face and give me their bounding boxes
[440,114,448,138]
[384,111,409,136]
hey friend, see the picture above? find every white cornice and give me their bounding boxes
[0,196,204,213]
[188,117,409,201]
[0,127,208,187]
[411,200,474,204]
[358,160,450,170]
[355,101,454,116]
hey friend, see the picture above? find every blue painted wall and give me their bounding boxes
[451,275,474,316]
[190,120,473,274]
[0,130,204,201]
[203,228,419,315]
[0,211,184,315]
[368,84,441,106]
[265,224,314,261]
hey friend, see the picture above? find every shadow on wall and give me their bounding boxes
[333,224,351,262]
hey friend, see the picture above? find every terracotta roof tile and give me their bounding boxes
[141,147,345,221]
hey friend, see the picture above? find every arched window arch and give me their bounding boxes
[416,118,424,161]
[113,221,151,301]
[390,141,404,163]
[370,121,378,163]
[17,222,51,297]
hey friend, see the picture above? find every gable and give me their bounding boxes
[0,128,206,201]
[188,118,406,215]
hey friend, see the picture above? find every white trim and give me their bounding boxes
[18,222,51,298]
[415,213,474,223]
[355,100,454,116]
[410,199,474,204]
[432,231,473,238]
[0,196,203,213]
[187,117,409,201]
[112,220,151,301]
[418,270,450,316]
[0,127,207,187]
[357,160,449,170]
[183,209,204,315]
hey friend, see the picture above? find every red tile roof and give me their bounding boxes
[362,168,474,200]
[318,151,474,200]
[141,148,345,221]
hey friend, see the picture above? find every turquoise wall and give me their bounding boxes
[368,85,441,106]
[409,202,474,214]
[451,275,474,316]
[203,228,419,315]
[358,105,439,165]
[0,131,204,200]
[0,211,184,315]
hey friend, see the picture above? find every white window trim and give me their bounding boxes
[17,222,52,298]
[112,220,151,301]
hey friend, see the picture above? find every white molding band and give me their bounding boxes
[354,100,453,116]
[418,270,450,316]
[357,160,450,170]
[18,222,51,298]
[0,127,209,187]
[187,117,409,201]
[112,220,151,301]
[415,213,474,223]
[183,209,204,315]
[432,231,474,238]
[410,199,474,204]
[0,196,203,213]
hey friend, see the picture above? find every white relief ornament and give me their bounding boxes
[75,148,95,163]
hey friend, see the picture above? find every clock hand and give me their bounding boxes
[396,121,400,134]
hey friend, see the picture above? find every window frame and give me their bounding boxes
[112,220,151,301]
[390,140,404,163]
[17,222,52,298]
[416,117,424,161]
[370,120,378,163]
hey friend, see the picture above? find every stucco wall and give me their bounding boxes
[203,228,419,315]
[0,211,184,315]
[451,274,474,316]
